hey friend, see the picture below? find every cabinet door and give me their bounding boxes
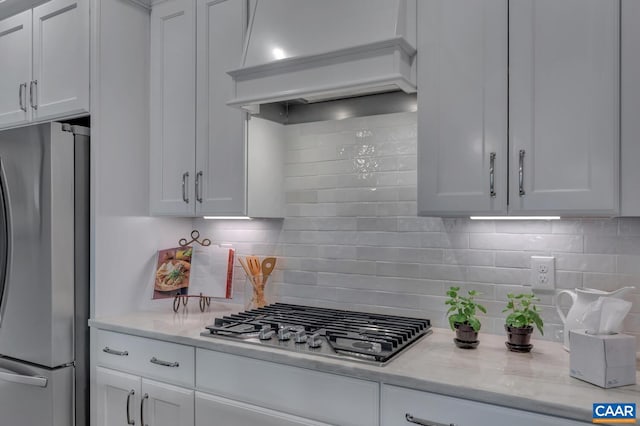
[142,378,194,426]
[150,0,196,216]
[195,0,246,216]
[621,0,640,215]
[381,384,590,426]
[96,367,141,426]
[32,0,89,121]
[0,11,32,128]
[509,0,619,215]
[417,0,508,216]
[195,392,331,426]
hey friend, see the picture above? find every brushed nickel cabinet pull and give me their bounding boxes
[182,172,189,204]
[29,80,38,110]
[196,171,203,203]
[489,152,496,198]
[519,149,526,196]
[19,83,27,112]
[126,390,135,425]
[140,393,148,426]
[150,356,179,368]
[103,346,129,357]
[406,413,456,426]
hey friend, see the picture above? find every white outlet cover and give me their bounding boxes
[531,256,555,290]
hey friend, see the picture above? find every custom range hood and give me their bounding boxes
[228,0,417,124]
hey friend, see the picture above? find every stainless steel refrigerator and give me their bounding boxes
[0,122,89,426]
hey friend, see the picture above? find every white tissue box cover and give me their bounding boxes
[569,329,636,388]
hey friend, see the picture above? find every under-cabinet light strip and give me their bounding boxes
[203,216,252,220]
[469,216,561,220]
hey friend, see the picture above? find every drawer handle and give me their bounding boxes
[103,347,129,357]
[150,357,179,368]
[126,390,135,425]
[406,413,456,426]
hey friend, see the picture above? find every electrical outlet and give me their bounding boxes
[531,256,555,290]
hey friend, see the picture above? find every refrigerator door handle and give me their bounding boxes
[0,368,48,388]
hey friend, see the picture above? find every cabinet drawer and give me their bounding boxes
[381,385,589,426]
[196,349,379,426]
[195,392,330,426]
[96,330,195,387]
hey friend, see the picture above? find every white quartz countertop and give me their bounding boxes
[89,305,640,424]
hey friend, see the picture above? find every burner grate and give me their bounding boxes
[203,303,431,365]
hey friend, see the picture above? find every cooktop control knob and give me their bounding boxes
[293,329,307,344]
[307,333,322,348]
[258,325,275,340]
[278,327,291,341]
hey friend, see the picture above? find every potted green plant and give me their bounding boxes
[445,286,487,349]
[503,293,544,352]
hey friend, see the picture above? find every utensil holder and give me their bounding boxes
[244,273,270,310]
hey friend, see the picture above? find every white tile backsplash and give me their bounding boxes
[197,111,640,344]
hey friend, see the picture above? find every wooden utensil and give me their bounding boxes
[261,257,276,281]
[246,256,262,276]
[237,257,252,277]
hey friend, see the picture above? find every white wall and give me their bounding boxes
[197,111,640,345]
[91,0,191,318]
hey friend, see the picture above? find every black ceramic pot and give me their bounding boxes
[454,322,478,343]
[504,324,536,352]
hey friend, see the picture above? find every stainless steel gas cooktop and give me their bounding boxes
[201,303,431,366]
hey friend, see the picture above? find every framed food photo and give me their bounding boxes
[153,246,193,299]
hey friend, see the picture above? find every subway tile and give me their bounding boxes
[376,262,422,278]
[494,221,552,234]
[618,218,640,236]
[551,220,583,235]
[285,190,318,204]
[357,217,398,232]
[466,266,529,286]
[421,232,469,249]
[495,251,543,268]
[443,218,496,233]
[581,218,618,236]
[618,255,640,275]
[586,235,640,255]
[282,270,317,285]
[317,245,358,259]
[555,253,616,273]
[398,217,445,232]
[469,233,583,253]
[420,264,467,282]
[555,271,583,289]
[443,250,494,266]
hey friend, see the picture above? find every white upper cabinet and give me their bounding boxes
[620,0,640,216]
[0,11,32,128]
[32,0,89,121]
[150,0,283,217]
[418,0,620,217]
[150,0,196,216]
[195,0,246,216]
[417,0,508,216]
[509,0,619,216]
[0,0,88,130]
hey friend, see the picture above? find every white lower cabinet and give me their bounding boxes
[96,368,140,426]
[195,392,330,426]
[93,329,591,426]
[380,384,589,426]
[143,379,194,426]
[96,367,194,426]
[196,348,380,426]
